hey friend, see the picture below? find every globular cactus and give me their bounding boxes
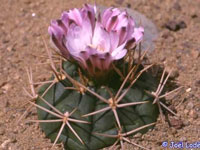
[36,61,158,150]
[23,4,180,150]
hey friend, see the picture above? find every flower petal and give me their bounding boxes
[111,42,127,60]
[106,15,118,32]
[101,53,112,70]
[110,31,119,51]
[92,23,110,53]
[132,27,144,43]
[67,12,93,52]
[61,12,69,30]
[112,49,127,60]
[118,27,128,45]
[68,8,82,26]
[48,20,70,59]
[101,8,113,27]
[115,12,128,30]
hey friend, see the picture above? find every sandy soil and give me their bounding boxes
[0,0,200,149]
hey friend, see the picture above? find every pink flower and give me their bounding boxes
[48,4,144,77]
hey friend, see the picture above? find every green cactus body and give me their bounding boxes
[36,61,159,150]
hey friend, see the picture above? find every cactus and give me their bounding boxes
[35,60,159,150]
[21,4,181,150]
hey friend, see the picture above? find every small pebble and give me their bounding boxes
[186,88,191,93]
[165,20,187,31]
[7,46,14,51]
[0,128,5,135]
[32,13,36,17]
[134,132,142,138]
[186,102,194,109]
[191,50,200,58]
[195,80,200,87]
[189,110,198,119]
[173,2,181,11]
[115,0,124,5]
[169,117,183,129]
[161,30,175,42]
[2,39,9,44]
[1,83,12,93]
[184,109,189,115]
[191,13,198,18]
[179,137,187,141]
[191,10,198,18]
[179,105,185,111]
[171,127,177,134]
[0,139,11,149]
[188,118,194,122]
[183,120,190,126]
[126,3,131,8]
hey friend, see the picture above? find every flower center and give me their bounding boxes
[89,44,105,52]
[97,45,105,52]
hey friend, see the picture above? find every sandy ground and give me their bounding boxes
[0,0,200,149]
